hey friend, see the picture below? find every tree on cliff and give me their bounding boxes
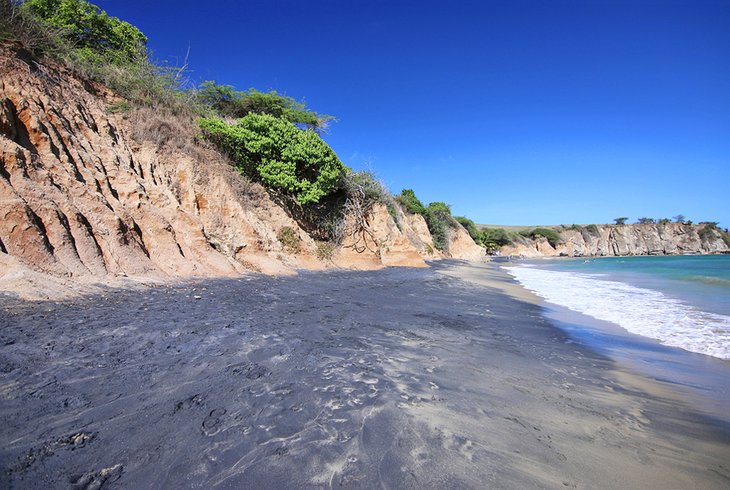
[636,217,655,224]
[673,214,686,223]
[614,217,628,225]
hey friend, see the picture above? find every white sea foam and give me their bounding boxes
[506,266,730,360]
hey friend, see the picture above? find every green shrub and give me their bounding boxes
[480,228,513,251]
[425,202,456,251]
[698,225,715,242]
[3,0,192,109]
[199,113,346,205]
[699,222,725,245]
[614,217,628,225]
[395,189,458,248]
[277,226,301,253]
[427,217,448,251]
[395,189,427,216]
[106,100,131,113]
[196,81,333,131]
[525,227,562,247]
[1,0,63,54]
[455,216,482,245]
[636,217,655,224]
[315,240,335,260]
[21,0,147,64]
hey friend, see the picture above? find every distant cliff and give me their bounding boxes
[501,223,730,257]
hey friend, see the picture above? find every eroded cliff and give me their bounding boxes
[0,46,482,298]
[502,223,729,258]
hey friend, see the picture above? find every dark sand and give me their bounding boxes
[1,261,729,488]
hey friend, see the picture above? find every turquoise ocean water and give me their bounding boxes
[504,254,730,420]
[506,255,730,359]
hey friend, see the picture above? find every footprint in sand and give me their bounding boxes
[337,430,353,443]
[174,394,205,413]
[70,463,123,489]
[202,408,228,436]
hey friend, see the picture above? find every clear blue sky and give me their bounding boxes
[97,0,730,226]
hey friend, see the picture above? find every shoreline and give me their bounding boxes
[492,257,730,420]
[2,261,729,487]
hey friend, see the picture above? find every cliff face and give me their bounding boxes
[502,223,729,258]
[0,47,482,298]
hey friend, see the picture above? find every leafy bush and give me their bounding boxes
[197,81,333,131]
[614,217,628,225]
[21,0,147,64]
[199,113,346,205]
[425,202,457,251]
[636,217,655,224]
[578,224,601,242]
[395,189,427,216]
[480,228,513,251]
[394,189,454,250]
[455,216,482,245]
[699,222,726,246]
[426,215,448,251]
[106,100,131,113]
[524,227,561,247]
[699,221,719,229]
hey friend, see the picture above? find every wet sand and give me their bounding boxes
[1,261,729,488]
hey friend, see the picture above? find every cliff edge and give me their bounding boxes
[0,46,482,298]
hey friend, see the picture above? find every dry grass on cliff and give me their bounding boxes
[120,105,260,205]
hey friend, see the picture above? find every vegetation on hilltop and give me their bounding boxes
[698,222,730,247]
[196,81,333,131]
[20,0,147,63]
[2,0,486,253]
[519,227,561,247]
[394,190,461,251]
[455,216,482,245]
[1,0,188,106]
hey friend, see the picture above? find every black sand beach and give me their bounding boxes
[1,261,729,488]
